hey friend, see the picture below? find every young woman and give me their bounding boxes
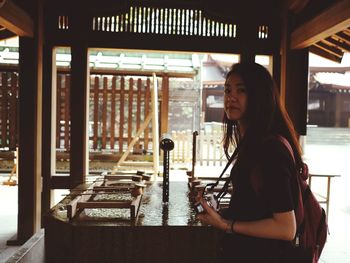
[196,62,303,262]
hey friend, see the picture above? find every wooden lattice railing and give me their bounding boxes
[91,6,237,38]
[57,5,272,40]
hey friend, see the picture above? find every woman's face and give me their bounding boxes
[224,73,248,121]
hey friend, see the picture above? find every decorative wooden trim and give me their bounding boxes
[291,0,350,49]
[90,6,237,39]
[0,0,33,37]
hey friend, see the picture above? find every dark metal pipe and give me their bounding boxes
[160,134,174,203]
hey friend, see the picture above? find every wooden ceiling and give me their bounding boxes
[289,0,350,63]
[0,0,349,63]
[0,0,33,37]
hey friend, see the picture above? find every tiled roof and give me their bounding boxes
[314,72,350,88]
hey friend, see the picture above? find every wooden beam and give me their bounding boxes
[309,45,343,63]
[314,41,343,57]
[0,27,15,40]
[324,36,350,53]
[336,31,350,42]
[291,0,350,49]
[0,0,33,37]
[287,0,310,13]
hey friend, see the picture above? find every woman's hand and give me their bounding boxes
[196,197,228,231]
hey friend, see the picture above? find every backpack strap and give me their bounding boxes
[275,135,295,162]
[274,135,305,242]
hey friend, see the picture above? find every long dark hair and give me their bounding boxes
[222,62,303,168]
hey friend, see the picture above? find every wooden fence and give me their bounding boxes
[171,130,227,166]
[57,74,161,153]
[0,71,160,153]
[0,71,18,150]
[0,71,227,167]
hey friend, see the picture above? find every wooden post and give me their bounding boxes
[64,75,70,150]
[280,8,308,135]
[128,78,134,145]
[144,78,150,151]
[102,77,107,149]
[1,74,8,147]
[41,44,57,218]
[151,73,160,178]
[69,10,90,187]
[93,76,99,150]
[9,73,18,149]
[136,78,142,150]
[14,31,43,246]
[110,77,116,150]
[119,77,125,152]
[160,75,169,135]
[56,75,61,148]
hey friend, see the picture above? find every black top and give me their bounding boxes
[218,137,298,263]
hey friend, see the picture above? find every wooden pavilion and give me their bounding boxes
[0,0,349,247]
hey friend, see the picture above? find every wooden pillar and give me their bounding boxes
[151,73,160,178]
[14,0,43,244]
[239,20,257,63]
[280,10,308,136]
[41,45,57,216]
[69,13,90,187]
[240,52,256,63]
